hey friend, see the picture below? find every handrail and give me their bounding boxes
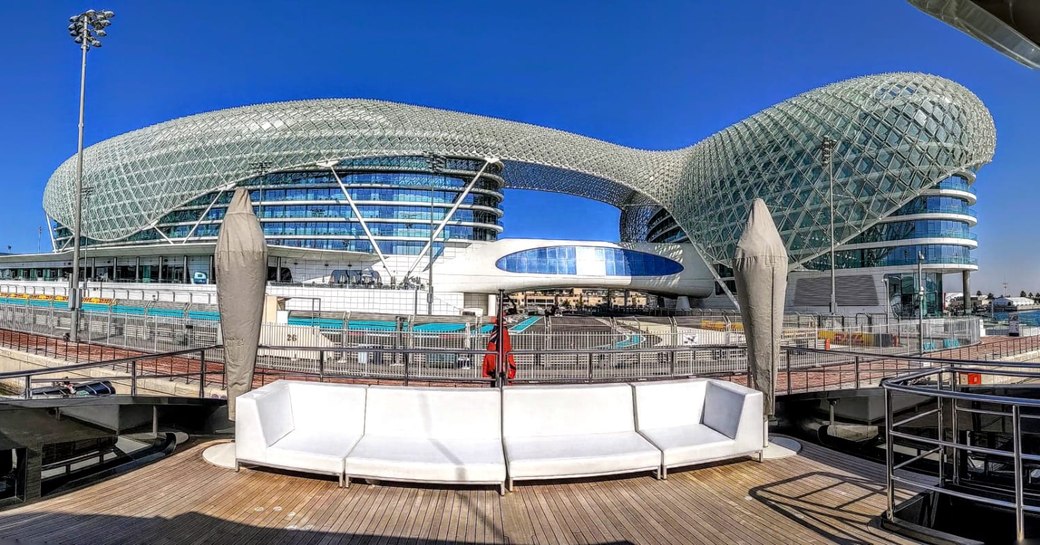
[0,344,222,380]
[882,365,1040,541]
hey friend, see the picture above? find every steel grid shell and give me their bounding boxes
[43,72,995,267]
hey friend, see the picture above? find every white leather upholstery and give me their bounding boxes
[502,384,661,482]
[633,379,763,470]
[234,381,293,465]
[235,380,367,478]
[236,378,761,490]
[344,386,506,485]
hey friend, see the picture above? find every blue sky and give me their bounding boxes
[1,0,1036,294]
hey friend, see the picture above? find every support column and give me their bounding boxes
[962,270,972,316]
[135,256,140,282]
[182,255,188,284]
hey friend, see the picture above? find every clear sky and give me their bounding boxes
[1,0,1036,295]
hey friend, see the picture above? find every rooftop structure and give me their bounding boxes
[0,72,996,316]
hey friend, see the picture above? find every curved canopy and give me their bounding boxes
[44,72,995,267]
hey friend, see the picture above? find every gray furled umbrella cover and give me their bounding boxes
[732,198,788,418]
[216,188,268,420]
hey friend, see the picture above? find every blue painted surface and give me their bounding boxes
[510,316,541,333]
[0,296,547,336]
[612,334,644,349]
[994,310,1040,326]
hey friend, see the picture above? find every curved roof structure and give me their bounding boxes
[44,72,995,266]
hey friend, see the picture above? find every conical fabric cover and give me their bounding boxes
[216,188,268,420]
[732,198,788,418]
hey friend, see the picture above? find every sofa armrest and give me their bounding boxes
[703,380,763,452]
[235,394,268,463]
[731,388,764,453]
[235,385,295,462]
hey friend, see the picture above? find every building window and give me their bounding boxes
[496,246,683,276]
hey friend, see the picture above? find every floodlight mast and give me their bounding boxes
[67,9,114,343]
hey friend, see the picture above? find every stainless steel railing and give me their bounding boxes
[882,362,1040,542]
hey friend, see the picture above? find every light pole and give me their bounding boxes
[249,161,272,222]
[881,277,891,322]
[67,9,114,343]
[821,136,837,316]
[918,251,926,355]
[427,154,446,315]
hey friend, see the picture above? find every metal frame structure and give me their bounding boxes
[883,363,1040,543]
[42,73,995,278]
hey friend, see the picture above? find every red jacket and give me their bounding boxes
[482,323,517,381]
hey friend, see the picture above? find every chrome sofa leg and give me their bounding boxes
[339,473,344,488]
[344,476,350,488]
[662,466,668,480]
[507,478,514,492]
[499,483,506,496]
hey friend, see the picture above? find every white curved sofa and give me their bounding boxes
[234,378,764,493]
[502,383,662,490]
[632,379,763,478]
[235,380,367,486]
[343,386,506,492]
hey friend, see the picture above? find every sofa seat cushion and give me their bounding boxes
[266,429,362,475]
[639,425,748,467]
[505,432,661,479]
[344,436,506,484]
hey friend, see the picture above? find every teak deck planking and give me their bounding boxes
[0,439,920,544]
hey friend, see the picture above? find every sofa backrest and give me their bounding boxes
[631,379,707,430]
[286,381,367,436]
[365,386,501,440]
[252,382,295,446]
[703,380,756,439]
[502,384,635,438]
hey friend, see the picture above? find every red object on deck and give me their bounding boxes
[482,323,517,381]
[967,373,982,385]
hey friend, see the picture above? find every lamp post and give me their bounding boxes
[918,251,926,355]
[427,154,446,315]
[882,277,891,322]
[820,136,837,316]
[66,9,114,343]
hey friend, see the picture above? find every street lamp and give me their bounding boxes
[66,9,114,343]
[821,136,837,316]
[918,251,926,355]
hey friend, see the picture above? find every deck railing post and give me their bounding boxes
[319,350,325,383]
[130,360,138,396]
[198,349,206,398]
[937,389,945,487]
[786,350,792,395]
[854,356,860,389]
[24,375,31,399]
[885,386,895,521]
[1014,404,1025,542]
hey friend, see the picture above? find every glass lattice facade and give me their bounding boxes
[51,156,504,255]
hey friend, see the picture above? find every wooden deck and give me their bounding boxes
[0,438,920,545]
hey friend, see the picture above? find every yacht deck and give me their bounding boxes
[0,438,918,544]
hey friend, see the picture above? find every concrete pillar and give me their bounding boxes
[962,270,972,315]
[182,255,188,284]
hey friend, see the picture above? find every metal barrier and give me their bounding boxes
[882,360,1040,542]
[0,345,223,400]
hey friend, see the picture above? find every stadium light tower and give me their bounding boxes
[820,136,837,315]
[67,9,114,343]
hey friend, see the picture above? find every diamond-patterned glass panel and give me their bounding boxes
[44,73,994,273]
